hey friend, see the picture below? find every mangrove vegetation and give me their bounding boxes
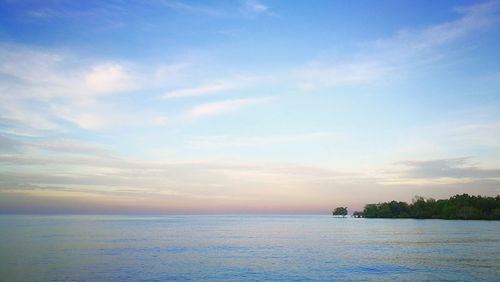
[358,194,500,220]
[332,207,348,217]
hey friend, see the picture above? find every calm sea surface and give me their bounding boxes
[0,215,499,281]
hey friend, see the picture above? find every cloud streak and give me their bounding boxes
[297,1,500,91]
[1,150,499,213]
[189,132,337,148]
[243,0,269,14]
[397,158,500,179]
[183,97,273,119]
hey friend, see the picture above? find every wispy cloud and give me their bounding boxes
[161,0,223,17]
[397,158,500,179]
[162,75,266,98]
[4,0,497,133]
[0,41,278,133]
[161,0,272,17]
[243,0,269,13]
[83,63,137,95]
[297,62,390,91]
[183,97,273,119]
[0,43,189,132]
[0,134,23,153]
[34,140,117,158]
[0,133,117,158]
[372,0,500,52]
[0,44,139,99]
[0,144,373,213]
[163,81,237,99]
[384,112,500,163]
[189,132,337,148]
[297,1,500,91]
[1,147,499,213]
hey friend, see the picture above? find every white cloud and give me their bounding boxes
[0,133,118,158]
[162,0,271,17]
[83,63,137,95]
[374,157,500,187]
[34,140,117,158]
[297,62,390,91]
[184,97,273,119]
[1,148,499,213]
[163,82,236,98]
[189,132,337,148]
[0,42,277,132]
[0,43,194,132]
[0,44,139,99]
[3,0,497,133]
[297,1,500,91]
[162,1,222,17]
[0,101,61,132]
[162,75,265,99]
[153,62,193,87]
[384,114,500,163]
[243,0,269,13]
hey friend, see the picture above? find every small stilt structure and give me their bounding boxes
[352,211,364,218]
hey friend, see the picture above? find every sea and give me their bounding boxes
[0,215,499,281]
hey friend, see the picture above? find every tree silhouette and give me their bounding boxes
[332,207,348,217]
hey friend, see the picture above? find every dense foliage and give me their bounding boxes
[361,194,500,220]
[332,207,348,217]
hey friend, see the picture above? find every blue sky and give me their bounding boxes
[0,0,500,214]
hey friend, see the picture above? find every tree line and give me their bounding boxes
[357,194,500,220]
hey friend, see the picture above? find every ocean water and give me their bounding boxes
[0,215,499,281]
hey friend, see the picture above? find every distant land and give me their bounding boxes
[351,194,500,220]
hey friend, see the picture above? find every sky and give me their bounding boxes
[0,0,500,214]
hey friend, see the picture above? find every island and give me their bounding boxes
[352,194,500,220]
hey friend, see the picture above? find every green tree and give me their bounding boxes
[491,208,500,220]
[363,204,379,218]
[332,207,348,217]
[457,206,482,219]
[361,194,500,220]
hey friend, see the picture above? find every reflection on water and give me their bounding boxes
[1,215,499,281]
